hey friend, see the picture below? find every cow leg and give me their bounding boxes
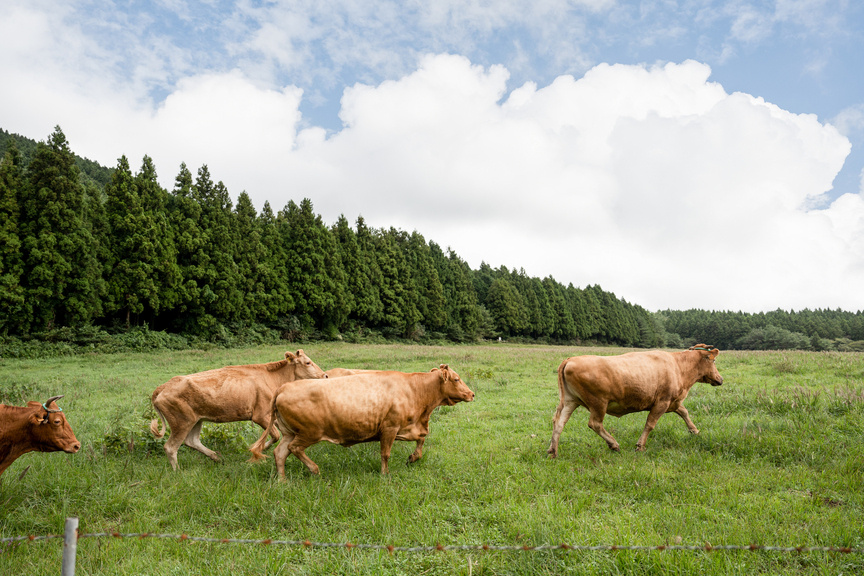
[636,403,671,451]
[183,420,220,462]
[407,438,426,464]
[288,441,320,476]
[379,428,398,474]
[547,399,579,458]
[674,405,699,435]
[163,418,196,471]
[587,407,620,452]
[272,432,294,480]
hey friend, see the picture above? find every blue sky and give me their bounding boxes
[2,0,863,312]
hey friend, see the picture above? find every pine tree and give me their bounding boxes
[257,201,294,320]
[352,216,385,325]
[485,276,527,335]
[404,231,446,333]
[279,199,348,336]
[19,127,103,331]
[135,155,181,324]
[168,162,207,330]
[0,142,25,333]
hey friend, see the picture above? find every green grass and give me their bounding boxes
[1,344,863,575]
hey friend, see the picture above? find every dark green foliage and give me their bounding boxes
[103,156,181,327]
[663,308,864,351]
[0,142,25,333]
[18,127,104,331]
[279,199,349,337]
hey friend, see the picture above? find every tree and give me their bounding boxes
[167,162,207,331]
[19,127,103,331]
[485,276,527,335]
[0,142,25,332]
[279,199,348,336]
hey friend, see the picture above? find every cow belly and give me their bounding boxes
[395,421,428,442]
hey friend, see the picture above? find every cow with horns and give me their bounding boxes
[0,396,80,477]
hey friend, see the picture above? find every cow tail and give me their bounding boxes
[553,359,568,422]
[149,392,168,439]
[248,397,279,463]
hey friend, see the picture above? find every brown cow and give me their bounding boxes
[547,344,723,456]
[249,364,475,477]
[0,396,80,477]
[150,350,326,470]
[324,368,375,378]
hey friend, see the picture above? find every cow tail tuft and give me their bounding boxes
[150,404,168,439]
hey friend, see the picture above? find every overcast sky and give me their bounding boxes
[2,0,863,313]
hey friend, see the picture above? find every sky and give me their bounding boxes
[1,0,863,313]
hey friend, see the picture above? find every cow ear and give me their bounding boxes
[709,348,719,359]
[285,351,297,360]
[29,412,47,426]
[296,349,305,357]
[439,364,449,371]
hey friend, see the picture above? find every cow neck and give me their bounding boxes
[269,360,297,387]
[412,372,448,415]
[0,404,35,435]
[0,405,42,460]
[673,351,703,385]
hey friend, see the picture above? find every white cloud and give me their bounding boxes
[1,1,860,313]
[830,104,864,138]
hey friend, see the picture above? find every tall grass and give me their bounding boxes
[1,344,863,575]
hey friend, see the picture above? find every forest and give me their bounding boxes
[1,127,862,353]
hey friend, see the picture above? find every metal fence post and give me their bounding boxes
[61,517,78,576]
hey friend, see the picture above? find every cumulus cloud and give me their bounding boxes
[276,56,856,312]
[1,2,860,313]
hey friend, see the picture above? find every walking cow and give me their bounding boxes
[150,350,327,470]
[547,345,723,456]
[249,365,475,477]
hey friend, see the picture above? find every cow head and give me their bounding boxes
[689,344,723,386]
[285,349,327,379]
[27,396,81,454]
[433,364,475,405]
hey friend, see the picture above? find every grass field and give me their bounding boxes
[1,343,863,575]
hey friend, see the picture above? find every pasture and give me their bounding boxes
[1,343,863,575]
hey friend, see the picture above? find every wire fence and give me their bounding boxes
[2,519,862,575]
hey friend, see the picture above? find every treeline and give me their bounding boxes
[660,309,864,352]
[1,126,663,347]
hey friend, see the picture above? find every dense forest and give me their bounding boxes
[1,126,862,352]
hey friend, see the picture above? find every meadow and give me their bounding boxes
[1,343,863,575]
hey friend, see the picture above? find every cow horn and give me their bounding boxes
[44,395,64,407]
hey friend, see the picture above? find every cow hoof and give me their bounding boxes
[610,445,621,452]
[635,445,645,452]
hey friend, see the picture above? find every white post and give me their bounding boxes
[61,517,78,576]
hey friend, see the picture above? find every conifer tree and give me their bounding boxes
[279,199,348,336]
[257,200,294,319]
[19,126,103,330]
[168,162,207,330]
[404,231,446,333]
[0,142,25,332]
[352,216,385,325]
[135,155,181,323]
[196,168,243,324]
[485,276,527,335]
[543,276,576,339]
